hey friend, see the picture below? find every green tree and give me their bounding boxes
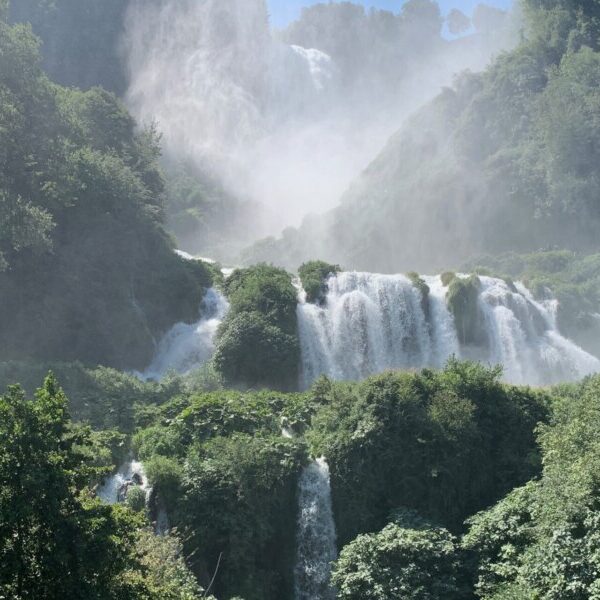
[0,374,206,599]
[0,375,137,598]
[332,517,466,600]
[0,17,214,370]
[214,264,300,389]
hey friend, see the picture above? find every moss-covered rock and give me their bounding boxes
[407,272,431,319]
[441,272,457,287]
[447,275,487,346]
[298,260,341,305]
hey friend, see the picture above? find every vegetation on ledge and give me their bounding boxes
[298,260,341,305]
[214,264,300,390]
[446,275,486,347]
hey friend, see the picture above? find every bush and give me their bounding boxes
[224,264,298,334]
[298,261,341,304]
[214,264,300,389]
[144,455,183,511]
[126,486,148,513]
[332,519,466,600]
[441,272,457,287]
[213,312,300,390]
[307,360,549,545]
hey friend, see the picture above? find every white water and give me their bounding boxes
[97,460,150,505]
[123,0,512,238]
[139,288,229,380]
[298,272,600,388]
[294,458,337,600]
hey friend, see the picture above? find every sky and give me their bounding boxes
[267,0,512,28]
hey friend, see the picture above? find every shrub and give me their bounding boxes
[224,264,298,334]
[213,312,299,390]
[126,485,148,513]
[298,261,341,304]
[144,455,183,511]
[332,520,466,600]
[441,272,457,287]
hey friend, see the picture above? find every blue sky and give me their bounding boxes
[267,0,512,27]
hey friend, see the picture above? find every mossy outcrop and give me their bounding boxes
[446,275,487,346]
[298,260,341,305]
[407,272,431,319]
[214,264,300,390]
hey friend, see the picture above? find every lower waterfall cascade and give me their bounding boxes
[97,460,150,505]
[297,271,600,388]
[294,458,338,600]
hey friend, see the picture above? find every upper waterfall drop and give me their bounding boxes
[297,271,600,388]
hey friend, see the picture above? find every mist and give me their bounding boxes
[122,0,516,260]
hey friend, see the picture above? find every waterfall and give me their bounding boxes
[477,277,600,385]
[139,287,229,381]
[97,460,150,505]
[298,271,600,388]
[297,272,432,388]
[423,275,460,368]
[295,458,338,600]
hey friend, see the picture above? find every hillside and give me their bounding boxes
[0,14,216,369]
[245,0,600,272]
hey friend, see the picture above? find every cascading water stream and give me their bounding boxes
[294,458,338,600]
[97,460,150,505]
[139,287,229,381]
[298,271,600,388]
[423,275,460,367]
[477,277,600,385]
[297,272,433,388]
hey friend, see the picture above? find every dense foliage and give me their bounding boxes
[0,16,215,369]
[7,1,600,599]
[463,374,600,598]
[213,264,300,389]
[0,375,207,599]
[332,512,466,600]
[308,360,549,546]
[132,387,311,600]
[5,359,600,599]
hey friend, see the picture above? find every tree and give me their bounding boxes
[0,17,214,370]
[0,374,206,599]
[0,190,54,270]
[332,516,466,600]
[214,264,301,389]
[213,311,299,389]
[0,374,134,598]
